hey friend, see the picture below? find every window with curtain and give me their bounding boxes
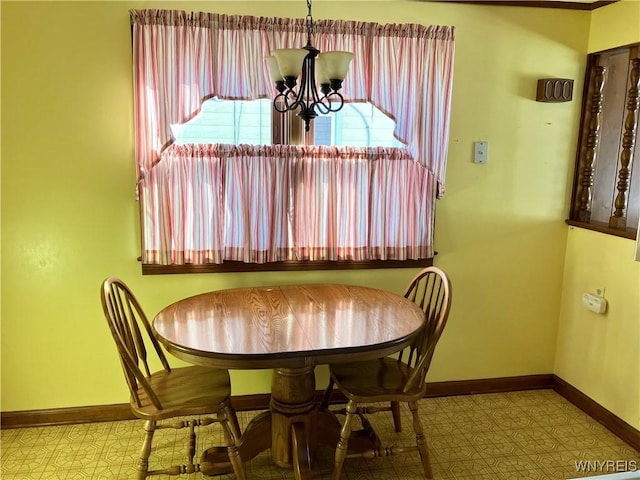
[130,9,455,273]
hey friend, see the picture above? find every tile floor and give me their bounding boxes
[1,390,639,479]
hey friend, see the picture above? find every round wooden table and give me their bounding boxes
[153,283,425,480]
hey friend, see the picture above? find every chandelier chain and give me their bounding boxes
[305,0,314,40]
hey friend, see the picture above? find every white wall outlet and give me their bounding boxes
[474,141,488,164]
[595,287,606,297]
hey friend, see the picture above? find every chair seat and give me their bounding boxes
[330,358,424,403]
[131,366,232,421]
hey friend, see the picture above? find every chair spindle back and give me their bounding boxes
[100,277,171,410]
[400,267,452,393]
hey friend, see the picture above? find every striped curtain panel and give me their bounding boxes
[131,9,455,266]
[143,145,436,263]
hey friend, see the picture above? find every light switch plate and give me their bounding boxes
[474,141,488,164]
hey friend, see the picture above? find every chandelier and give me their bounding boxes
[266,0,354,132]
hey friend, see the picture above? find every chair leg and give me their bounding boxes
[332,400,357,480]
[320,378,335,410]
[408,401,433,479]
[186,419,197,474]
[225,404,242,442]
[136,420,155,480]
[219,410,246,480]
[391,401,402,432]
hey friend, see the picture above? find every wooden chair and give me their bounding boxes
[100,277,246,480]
[323,266,452,480]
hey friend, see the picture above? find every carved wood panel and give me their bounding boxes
[570,43,640,239]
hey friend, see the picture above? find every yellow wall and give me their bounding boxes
[554,0,640,430]
[555,230,640,429]
[588,0,640,53]
[1,1,589,411]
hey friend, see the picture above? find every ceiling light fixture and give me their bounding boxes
[266,0,354,132]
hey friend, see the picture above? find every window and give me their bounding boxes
[313,103,404,148]
[172,98,404,149]
[172,98,272,146]
[568,43,639,240]
[130,10,455,273]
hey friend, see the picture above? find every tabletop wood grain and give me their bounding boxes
[153,284,425,369]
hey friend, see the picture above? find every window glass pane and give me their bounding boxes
[172,99,403,148]
[314,103,404,148]
[313,116,333,146]
[172,97,272,145]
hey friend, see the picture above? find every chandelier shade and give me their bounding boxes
[272,49,308,78]
[316,52,354,83]
[267,0,354,132]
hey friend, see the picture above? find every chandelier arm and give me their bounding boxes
[306,56,324,106]
[310,83,332,114]
[274,91,295,113]
[313,101,331,115]
[325,91,346,112]
[278,78,304,112]
[312,93,333,114]
[284,87,301,110]
[313,88,346,113]
[297,50,320,131]
[306,48,336,117]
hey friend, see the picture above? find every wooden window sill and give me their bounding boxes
[566,219,637,240]
[141,258,434,275]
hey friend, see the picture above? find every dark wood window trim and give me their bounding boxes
[565,219,637,240]
[141,258,434,275]
[568,43,640,241]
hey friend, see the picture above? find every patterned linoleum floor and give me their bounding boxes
[2,390,639,480]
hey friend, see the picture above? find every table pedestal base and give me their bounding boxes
[200,366,370,480]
